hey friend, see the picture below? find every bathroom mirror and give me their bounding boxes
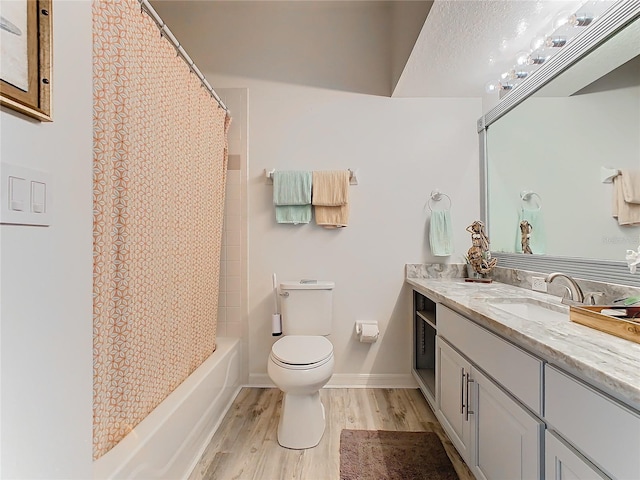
[479,3,640,287]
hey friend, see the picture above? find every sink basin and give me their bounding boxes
[486,297,568,321]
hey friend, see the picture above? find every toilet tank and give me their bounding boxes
[280,280,334,335]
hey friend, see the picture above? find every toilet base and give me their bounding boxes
[277,391,326,449]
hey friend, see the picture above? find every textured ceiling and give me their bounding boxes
[392,0,586,99]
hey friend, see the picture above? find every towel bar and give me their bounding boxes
[428,190,452,211]
[601,166,621,183]
[265,168,358,185]
[520,190,542,210]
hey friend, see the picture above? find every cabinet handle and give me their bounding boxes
[460,368,465,414]
[465,373,475,421]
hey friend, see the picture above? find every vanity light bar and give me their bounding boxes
[486,1,610,96]
[480,0,640,130]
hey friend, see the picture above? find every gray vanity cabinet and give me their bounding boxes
[471,366,542,480]
[436,304,543,480]
[545,430,609,480]
[545,365,640,480]
[409,284,640,480]
[436,337,472,461]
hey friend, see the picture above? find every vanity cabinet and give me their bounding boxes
[409,283,640,480]
[545,365,640,480]
[472,366,542,480]
[436,304,544,480]
[545,430,609,480]
[412,290,437,406]
[436,337,472,460]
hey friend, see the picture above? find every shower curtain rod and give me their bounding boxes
[139,0,229,114]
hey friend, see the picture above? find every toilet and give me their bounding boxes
[267,280,335,449]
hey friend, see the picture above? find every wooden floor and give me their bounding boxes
[189,388,474,480]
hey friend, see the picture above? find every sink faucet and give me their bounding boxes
[545,272,584,304]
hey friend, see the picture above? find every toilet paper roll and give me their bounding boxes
[358,323,379,343]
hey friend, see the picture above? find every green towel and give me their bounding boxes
[429,210,454,256]
[515,208,546,254]
[273,171,312,224]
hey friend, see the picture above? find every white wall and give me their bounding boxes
[232,81,481,382]
[211,86,482,383]
[0,1,93,478]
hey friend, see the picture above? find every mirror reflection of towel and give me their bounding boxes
[613,175,640,226]
[429,210,454,256]
[515,208,546,254]
[621,170,640,204]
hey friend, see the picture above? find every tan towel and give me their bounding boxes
[621,169,640,204]
[613,176,640,226]
[312,170,350,228]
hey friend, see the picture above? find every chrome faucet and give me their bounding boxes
[545,272,585,304]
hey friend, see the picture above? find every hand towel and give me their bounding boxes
[515,208,546,254]
[621,169,640,204]
[429,210,454,256]
[312,170,350,228]
[273,171,312,224]
[613,176,640,226]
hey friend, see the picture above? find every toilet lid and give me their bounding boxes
[271,335,333,365]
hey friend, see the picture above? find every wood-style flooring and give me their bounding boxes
[189,388,474,480]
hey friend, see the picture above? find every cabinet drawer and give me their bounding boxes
[545,365,640,480]
[437,303,542,414]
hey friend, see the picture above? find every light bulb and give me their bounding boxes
[516,51,531,66]
[485,81,501,93]
[529,53,548,65]
[545,36,567,47]
[568,12,594,27]
[530,34,546,51]
[485,81,514,94]
[501,69,528,81]
[552,10,572,30]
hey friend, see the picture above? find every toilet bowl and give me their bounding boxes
[268,335,335,449]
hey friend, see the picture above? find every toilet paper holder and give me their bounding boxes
[355,321,379,343]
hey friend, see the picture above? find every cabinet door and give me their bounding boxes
[471,367,543,480]
[545,430,610,480]
[436,337,472,461]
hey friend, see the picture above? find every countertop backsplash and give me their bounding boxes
[406,263,640,304]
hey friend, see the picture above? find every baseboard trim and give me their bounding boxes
[248,373,418,389]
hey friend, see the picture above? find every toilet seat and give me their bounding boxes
[271,335,333,370]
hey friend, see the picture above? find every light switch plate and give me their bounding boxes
[1,162,52,226]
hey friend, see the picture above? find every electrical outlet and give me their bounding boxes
[532,276,547,292]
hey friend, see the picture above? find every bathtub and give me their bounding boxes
[93,337,242,479]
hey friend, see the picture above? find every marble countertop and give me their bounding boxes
[406,277,640,412]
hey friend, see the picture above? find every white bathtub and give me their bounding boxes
[94,337,242,479]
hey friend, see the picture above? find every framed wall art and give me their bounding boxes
[0,0,52,121]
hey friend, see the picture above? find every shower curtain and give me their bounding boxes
[92,0,229,459]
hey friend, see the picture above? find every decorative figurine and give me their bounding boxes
[520,220,533,254]
[466,220,497,274]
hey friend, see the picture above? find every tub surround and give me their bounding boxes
[406,265,640,411]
